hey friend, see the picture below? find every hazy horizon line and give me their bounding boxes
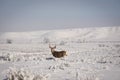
[0,26,120,33]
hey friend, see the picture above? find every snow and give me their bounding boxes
[0,27,120,80]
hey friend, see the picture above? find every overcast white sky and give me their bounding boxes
[0,0,120,32]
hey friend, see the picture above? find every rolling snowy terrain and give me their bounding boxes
[0,27,120,80]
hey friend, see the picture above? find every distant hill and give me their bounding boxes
[0,27,120,44]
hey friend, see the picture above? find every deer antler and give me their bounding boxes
[49,43,51,48]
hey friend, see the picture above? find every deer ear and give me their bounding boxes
[49,43,51,48]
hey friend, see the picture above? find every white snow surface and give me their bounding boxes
[0,27,120,80]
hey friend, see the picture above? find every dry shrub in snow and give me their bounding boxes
[77,39,86,43]
[114,44,120,48]
[5,67,50,80]
[0,53,11,61]
[6,39,12,44]
[33,74,50,80]
[43,37,50,44]
[76,72,98,80]
[59,41,66,45]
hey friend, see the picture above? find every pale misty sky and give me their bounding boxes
[0,0,120,32]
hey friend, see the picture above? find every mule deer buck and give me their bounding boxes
[49,44,67,58]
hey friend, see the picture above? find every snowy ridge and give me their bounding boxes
[0,27,120,44]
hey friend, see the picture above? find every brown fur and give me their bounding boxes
[49,44,67,58]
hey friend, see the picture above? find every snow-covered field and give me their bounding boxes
[0,27,120,80]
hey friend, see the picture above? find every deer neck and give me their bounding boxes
[51,49,55,53]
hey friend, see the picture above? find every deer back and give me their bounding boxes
[52,51,66,58]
